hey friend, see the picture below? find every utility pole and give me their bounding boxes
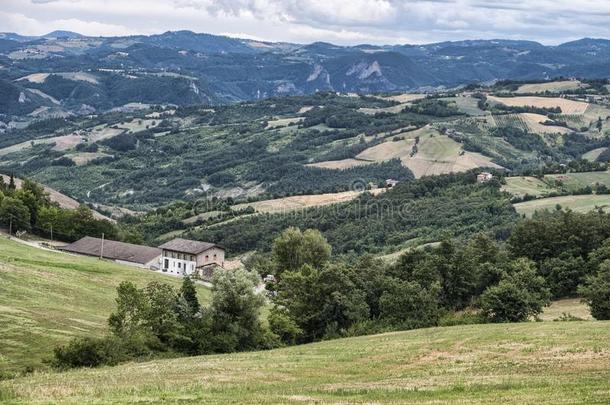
[100,233,105,259]
[8,217,12,238]
[50,225,53,242]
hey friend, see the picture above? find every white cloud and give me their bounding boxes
[0,0,608,44]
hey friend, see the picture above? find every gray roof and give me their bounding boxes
[158,238,222,254]
[60,236,161,265]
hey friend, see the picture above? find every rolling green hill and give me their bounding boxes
[1,321,608,403]
[0,237,211,373]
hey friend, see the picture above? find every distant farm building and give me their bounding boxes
[385,179,399,188]
[60,236,162,269]
[158,238,225,278]
[477,172,494,183]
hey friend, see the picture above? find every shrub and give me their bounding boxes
[53,337,122,369]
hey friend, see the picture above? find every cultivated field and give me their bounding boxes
[306,158,371,169]
[545,171,610,190]
[515,80,586,94]
[487,96,589,115]
[0,237,210,373]
[519,113,572,135]
[376,93,426,103]
[502,176,556,197]
[1,321,608,403]
[350,127,501,178]
[514,194,610,216]
[232,188,385,214]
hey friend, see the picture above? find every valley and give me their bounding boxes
[3,0,610,398]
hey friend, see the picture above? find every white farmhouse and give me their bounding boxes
[158,238,225,277]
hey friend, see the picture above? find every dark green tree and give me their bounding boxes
[478,259,551,322]
[579,261,610,320]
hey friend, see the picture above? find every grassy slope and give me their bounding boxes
[514,194,610,216]
[545,171,610,190]
[504,172,610,198]
[502,176,556,197]
[0,237,211,373]
[1,321,608,404]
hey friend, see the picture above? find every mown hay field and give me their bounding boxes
[1,321,608,404]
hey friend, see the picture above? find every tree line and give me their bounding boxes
[0,174,118,242]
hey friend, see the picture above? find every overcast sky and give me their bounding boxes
[1,0,610,45]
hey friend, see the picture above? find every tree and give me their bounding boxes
[179,276,200,315]
[478,259,551,322]
[268,308,302,345]
[210,268,265,352]
[0,197,31,232]
[276,264,368,341]
[144,282,180,344]
[271,227,331,275]
[597,116,603,132]
[108,282,149,338]
[539,255,588,298]
[8,174,16,191]
[272,227,305,274]
[379,278,441,328]
[579,261,610,320]
[301,229,332,269]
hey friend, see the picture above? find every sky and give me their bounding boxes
[1,0,610,45]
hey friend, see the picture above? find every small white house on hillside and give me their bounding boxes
[158,238,225,277]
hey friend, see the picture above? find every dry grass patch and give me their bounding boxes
[65,153,112,166]
[539,299,592,321]
[516,81,587,94]
[15,73,50,83]
[582,147,607,161]
[377,93,427,103]
[232,189,385,214]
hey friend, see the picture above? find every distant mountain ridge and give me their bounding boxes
[1,30,610,118]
